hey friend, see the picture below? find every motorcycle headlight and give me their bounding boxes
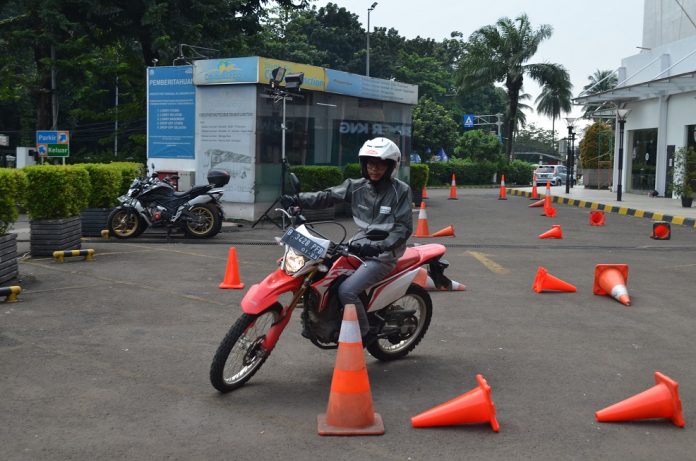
[282,248,306,275]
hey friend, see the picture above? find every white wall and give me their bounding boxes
[666,91,696,146]
[643,0,696,49]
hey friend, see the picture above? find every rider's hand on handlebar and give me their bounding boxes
[280,194,298,209]
[348,243,380,258]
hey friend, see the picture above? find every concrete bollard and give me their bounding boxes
[53,249,95,263]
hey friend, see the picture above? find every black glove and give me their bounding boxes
[348,243,380,258]
[280,194,297,209]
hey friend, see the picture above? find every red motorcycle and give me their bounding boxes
[210,179,457,393]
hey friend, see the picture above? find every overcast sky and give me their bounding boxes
[314,0,645,134]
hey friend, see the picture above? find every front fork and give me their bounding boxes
[261,270,316,351]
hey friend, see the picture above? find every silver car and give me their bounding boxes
[535,165,568,186]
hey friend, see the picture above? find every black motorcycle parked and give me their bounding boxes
[107,168,230,239]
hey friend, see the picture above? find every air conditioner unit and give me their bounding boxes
[177,170,196,191]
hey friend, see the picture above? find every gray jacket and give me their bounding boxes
[297,178,413,262]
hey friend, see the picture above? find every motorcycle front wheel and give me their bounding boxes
[108,207,143,239]
[210,306,281,393]
[184,203,221,238]
[367,284,432,361]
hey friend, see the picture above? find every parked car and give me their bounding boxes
[534,164,572,186]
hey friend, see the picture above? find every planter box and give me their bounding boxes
[30,216,82,257]
[81,208,113,237]
[583,169,613,189]
[0,233,18,284]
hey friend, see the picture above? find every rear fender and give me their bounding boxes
[241,269,304,315]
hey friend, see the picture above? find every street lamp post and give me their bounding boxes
[616,109,631,201]
[366,2,378,76]
[565,118,576,194]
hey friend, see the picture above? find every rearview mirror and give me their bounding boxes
[288,173,301,194]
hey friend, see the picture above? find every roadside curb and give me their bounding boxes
[508,188,696,229]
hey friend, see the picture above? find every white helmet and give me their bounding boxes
[358,137,401,180]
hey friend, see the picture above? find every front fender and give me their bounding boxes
[241,268,304,315]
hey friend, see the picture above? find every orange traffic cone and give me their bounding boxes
[431,225,455,238]
[411,374,500,431]
[422,184,429,200]
[545,180,551,196]
[529,199,545,208]
[413,267,466,291]
[651,221,671,240]
[219,247,244,289]
[448,174,458,200]
[498,175,507,200]
[595,371,685,427]
[414,202,430,238]
[543,204,557,218]
[593,264,630,306]
[589,210,605,226]
[532,266,577,293]
[530,174,539,200]
[317,304,384,436]
[539,224,563,239]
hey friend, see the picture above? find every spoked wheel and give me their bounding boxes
[210,307,280,393]
[184,204,221,238]
[367,284,432,361]
[108,208,141,239]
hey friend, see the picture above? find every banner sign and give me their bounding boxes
[36,130,70,157]
[147,66,196,159]
[325,69,418,105]
[192,57,259,86]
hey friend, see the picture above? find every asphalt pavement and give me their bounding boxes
[2,188,695,460]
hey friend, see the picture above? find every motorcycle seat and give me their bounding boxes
[174,185,212,197]
[390,248,421,275]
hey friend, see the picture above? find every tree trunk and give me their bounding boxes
[33,42,53,130]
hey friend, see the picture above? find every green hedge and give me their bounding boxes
[428,159,498,185]
[290,165,343,192]
[500,160,535,185]
[22,165,91,220]
[409,164,429,190]
[0,169,27,234]
[109,162,144,196]
[343,163,361,180]
[83,164,123,208]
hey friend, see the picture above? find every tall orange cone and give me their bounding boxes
[595,371,685,427]
[589,210,605,226]
[413,267,466,291]
[545,180,551,196]
[538,224,563,239]
[317,304,384,435]
[593,264,630,306]
[219,247,244,289]
[651,221,671,240]
[431,225,455,238]
[530,174,539,199]
[411,374,500,431]
[448,174,458,200]
[532,266,577,293]
[421,184,429,200]
[498,175,507,200]
[414,202,430,238]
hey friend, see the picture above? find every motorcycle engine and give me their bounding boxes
[148,205,169,222]
[303,289,343,344]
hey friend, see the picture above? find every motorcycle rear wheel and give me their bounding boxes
[184,203,221,239]
[108,208,142,239]
[367,284,432,361]
[210,306,281,393]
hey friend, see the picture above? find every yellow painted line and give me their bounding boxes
[618,207,629,215]
[466,251,510,275]
[634,210,645,218]
[672,216,685,225]
[590,202,599,210]
[578,200,587,208]
[653,213,664,220]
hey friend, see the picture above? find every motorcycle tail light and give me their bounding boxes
[282,248,306,275]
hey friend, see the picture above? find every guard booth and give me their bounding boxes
[146,56,418,221]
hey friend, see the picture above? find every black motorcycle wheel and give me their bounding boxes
[367,284,432,361]
[210,306,281,393]
[184,203,221,239]
[107,208,141,239]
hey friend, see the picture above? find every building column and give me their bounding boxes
[655,95,670,196]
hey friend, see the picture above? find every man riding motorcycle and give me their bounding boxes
[282,137,413,343]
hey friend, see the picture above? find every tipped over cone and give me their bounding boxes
[318,304,384,436]
[543,205,557,218]
[651,221,671,240]
[596,371,685,427]
[413,267,466,292]
[411,374,499,431]
[539,224,563,239]
[532,266,577,293]
[414,202,430,238]
[593,264,630,306]
[431,225,455,238]
[219,247,244,289]
[529,199,545,208]
[589,211,605,226]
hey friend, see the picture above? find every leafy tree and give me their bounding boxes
[513,123,556,157]
[578,122,614,168]
[455,14,570,160]
[581,69,618,120]
[412,97,458,155]
[535,66,572,145]
[453,129,502,162]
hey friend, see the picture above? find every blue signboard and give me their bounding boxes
[192,57,259,85]
[463,114,475,128]
[325,69,418,105]
[147,66,196,159]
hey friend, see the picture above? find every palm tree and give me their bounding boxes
[456,14,570,160]
[535,66,573,146]
[581,69,618,120]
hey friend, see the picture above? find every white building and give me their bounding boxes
[575,0,696,197]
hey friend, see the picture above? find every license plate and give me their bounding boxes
[280,227,328,261]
